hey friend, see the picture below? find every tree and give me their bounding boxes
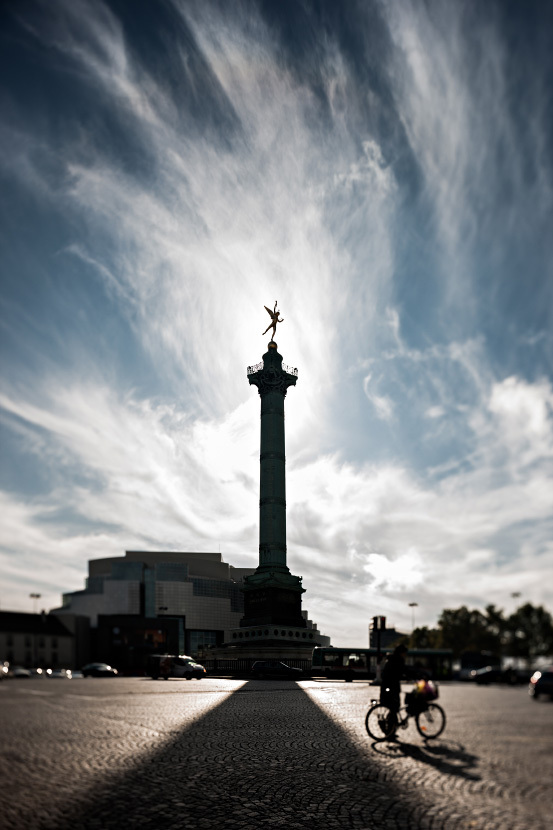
[504,603,553,665]
[432,602,553,664]
[436,606,502,658]
[407,626,441,650]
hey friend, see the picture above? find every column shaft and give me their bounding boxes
[259,390,287,571]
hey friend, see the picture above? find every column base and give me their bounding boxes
[241,584,306,628]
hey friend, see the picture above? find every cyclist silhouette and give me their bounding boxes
[380,644,408,728]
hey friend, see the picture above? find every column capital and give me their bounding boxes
[247,341,298,397]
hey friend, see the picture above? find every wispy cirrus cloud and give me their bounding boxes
[1,0,552,638]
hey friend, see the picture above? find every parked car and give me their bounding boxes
[49,669,71,679]
[70,670,84,679]
[147,654,206,680]
[458,667,477,681]
[529,667,553,700]
[11,666,32,678]
[251,660,303,679]
[81,662,118,677]
[473,666,518,685]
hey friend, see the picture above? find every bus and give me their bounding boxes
[311,647,453,681]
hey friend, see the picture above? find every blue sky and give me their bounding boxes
[1,0,552,646]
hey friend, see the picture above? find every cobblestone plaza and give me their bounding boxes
[1,679,551,830]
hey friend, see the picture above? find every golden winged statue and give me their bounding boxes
[262,301,284,339]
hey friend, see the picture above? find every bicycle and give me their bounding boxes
[365,688,446,742]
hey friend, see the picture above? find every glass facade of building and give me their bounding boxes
[188,630,219,654]
[57,552,254,651]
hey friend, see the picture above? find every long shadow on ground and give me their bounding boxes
[38,680,491,830]
[372,736,481,780]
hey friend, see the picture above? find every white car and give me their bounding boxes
[49,669,71,679]
[148,654,206,680]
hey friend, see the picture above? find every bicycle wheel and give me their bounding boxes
[365,704,397,741]
[416,703,446,739]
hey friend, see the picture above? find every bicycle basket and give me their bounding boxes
[424,681,439,700]
[412,680,439,701]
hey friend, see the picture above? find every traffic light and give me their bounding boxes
[370,615,387,630]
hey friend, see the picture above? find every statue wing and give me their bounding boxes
[264,305,274,317]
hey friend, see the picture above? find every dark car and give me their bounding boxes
[529,667,553,700]
[251,660,303,679]
[10,666,32,678]
[82,662,118,677]
[473,665,519,685]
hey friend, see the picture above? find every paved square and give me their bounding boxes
[0,678,551,829]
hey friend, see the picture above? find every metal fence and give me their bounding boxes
[246,362,298,377]
[202,657,312,675]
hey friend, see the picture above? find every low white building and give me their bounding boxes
[0,612,75,669]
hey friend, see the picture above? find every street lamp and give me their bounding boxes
[30,593,41,614]
[408,602,418,631]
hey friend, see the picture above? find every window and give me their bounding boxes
[188,631,219,653]
[345,653,367,669]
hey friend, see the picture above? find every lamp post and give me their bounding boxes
[29,594,42,667]
[408,602,418,631]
